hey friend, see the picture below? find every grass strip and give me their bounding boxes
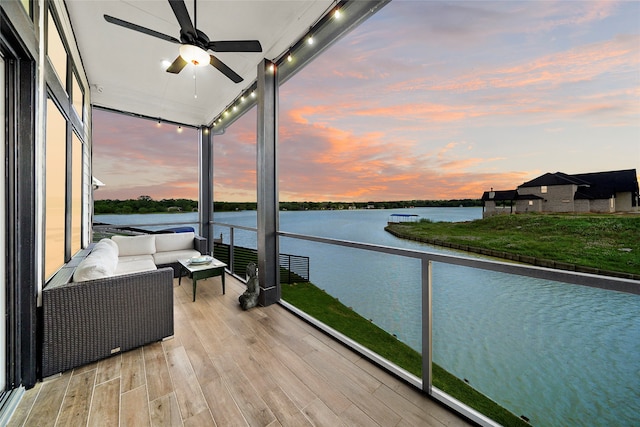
[387,213,640,276]
[282,281,530,427]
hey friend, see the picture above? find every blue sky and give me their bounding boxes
[94,0,640,201]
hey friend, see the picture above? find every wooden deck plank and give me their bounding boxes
[165,345,209,419]
[210,353,276,426]
[301,398,346,427]
[87,377,120,427]
[182,408,216,427]
[149,393,182,427]
[270,341,353,415]
[10,275,473,427]
[303,348,402,426]
[96,353,121,385]
[23,372,71,427]
[262,387,314,427]
[120,385,150,427]
[143,342,174,402]
[373,383,443,427]
[340,403,380,426]
[56,369,96,426]
[120,348,145,393]
[176,299,224,386]
[303,333,381,394]
[244,339,317,411]
[6,382,42,427]
[201,377,249,427]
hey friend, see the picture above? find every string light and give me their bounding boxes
[287,53,293,62]
[334,8,341,19]
[307,35,314,45]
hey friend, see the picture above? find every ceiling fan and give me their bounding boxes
[104,0,262,83]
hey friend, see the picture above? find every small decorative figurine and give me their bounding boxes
[239,262,259,310]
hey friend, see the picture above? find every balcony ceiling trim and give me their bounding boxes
[64,0,386,128]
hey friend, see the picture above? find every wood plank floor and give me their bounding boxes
[9,275,473,426]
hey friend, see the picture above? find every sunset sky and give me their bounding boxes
[93,0,640,202]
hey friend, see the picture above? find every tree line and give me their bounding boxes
[94,196,198,214]
[95,196,482,214]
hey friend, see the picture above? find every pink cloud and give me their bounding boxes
[93,109,199,200]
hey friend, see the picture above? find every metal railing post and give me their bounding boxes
[229,226,235,275]
[421,258,432,394]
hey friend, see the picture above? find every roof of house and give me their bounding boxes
[482,169,638,202]
[480,190,518,201]
[519,172,591,188]
[572,169,639,199]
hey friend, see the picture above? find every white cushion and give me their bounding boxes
[112,234,156,256]
[73,239,119,282]
[153,249,201,265]
[118,254,155,263]
[114,258,157,276]
[98,237,119,256]
[154,232,195,252]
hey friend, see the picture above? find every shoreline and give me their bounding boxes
[384,222,640,281]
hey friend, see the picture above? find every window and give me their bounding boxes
[72,72,84,121]
[20,0,31,17]
[541,186,547,193]
[47,11,67,87]
[45,99,67,278]
[71,132,83,255]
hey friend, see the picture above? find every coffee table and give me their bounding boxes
[178,257,227,301]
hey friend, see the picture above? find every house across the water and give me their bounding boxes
[481,169,639,218]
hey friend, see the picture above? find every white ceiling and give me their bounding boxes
[66,0,334,127]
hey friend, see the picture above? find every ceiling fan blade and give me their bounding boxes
[166,56,188,74]
[104,15,181,44]
[168,0,197,41]
[208,40,262,53]
[209,55,243,83]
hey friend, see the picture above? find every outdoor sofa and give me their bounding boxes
[41,232,206,377]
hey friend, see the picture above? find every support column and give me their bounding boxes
[198,126,214,255]
[256,59,280,306]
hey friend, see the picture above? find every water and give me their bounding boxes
[95,209,640,426]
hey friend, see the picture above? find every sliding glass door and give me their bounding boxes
[1,54,6,394]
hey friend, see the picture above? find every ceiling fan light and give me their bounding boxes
[179,44,210,67]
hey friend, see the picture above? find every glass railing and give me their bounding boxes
[277,230,640,427]
[212,222,258,277]
[94,218,640,426]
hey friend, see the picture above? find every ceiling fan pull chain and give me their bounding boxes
[194,68,198,99]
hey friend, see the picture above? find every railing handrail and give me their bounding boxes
[278,230,640,295]
[93,221,197,229]
[209,221,257,233]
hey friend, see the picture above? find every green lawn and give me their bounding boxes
[387,213,640,276]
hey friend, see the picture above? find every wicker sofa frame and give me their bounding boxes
[41,248,174,378]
